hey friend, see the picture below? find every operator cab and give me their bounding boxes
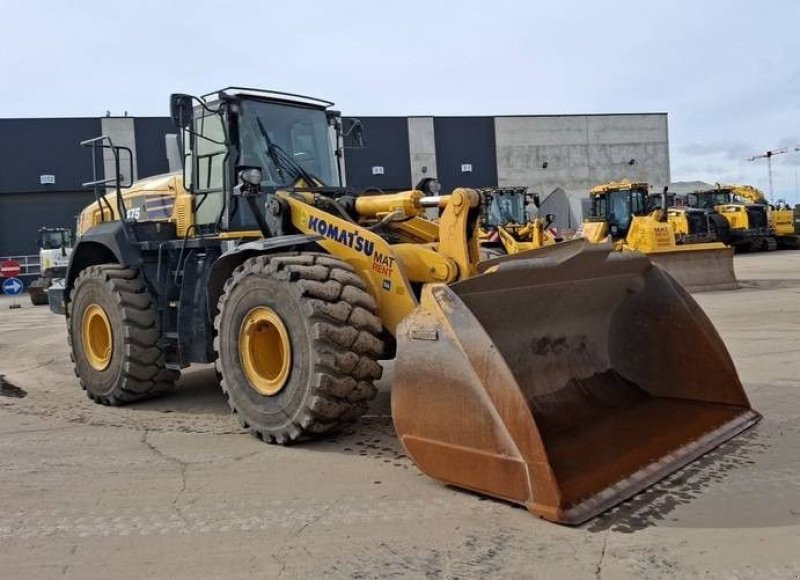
[688,190,732,209]
[171,87,362,236]
[482,187,530,229]
[39,227,73,250]
[589,184,649,239]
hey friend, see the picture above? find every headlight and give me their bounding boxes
[427,180,442,195]
[240,168,263,186]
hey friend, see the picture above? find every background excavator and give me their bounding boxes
[685,184,778,251]
[63,87,759,525]
[717,184,799,249]
[576,181,737,292]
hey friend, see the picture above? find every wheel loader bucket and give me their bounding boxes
[393,240,760,525]
[645,245,738,293]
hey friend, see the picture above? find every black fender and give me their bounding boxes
[206,234,321,319]
[64,221,141,306]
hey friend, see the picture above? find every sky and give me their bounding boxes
[2,0,800,203]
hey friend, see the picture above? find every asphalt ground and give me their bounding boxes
[1,251,799,579]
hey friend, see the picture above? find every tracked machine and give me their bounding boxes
[64,88,759,524]
[685,185,778,251]
[577,181,737,292]
[477,186,557,257]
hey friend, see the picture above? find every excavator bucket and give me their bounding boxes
[392,241,760,525]
[645,246,738,293]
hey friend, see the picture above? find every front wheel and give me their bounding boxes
[214,254,384,444]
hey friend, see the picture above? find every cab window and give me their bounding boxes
[192,112,227,226]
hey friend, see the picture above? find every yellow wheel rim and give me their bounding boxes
[239,306,292,396]
[82,304,113,371]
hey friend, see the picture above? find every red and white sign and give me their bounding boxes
[0,260,21,278]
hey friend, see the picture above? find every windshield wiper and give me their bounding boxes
[255,118,321,187]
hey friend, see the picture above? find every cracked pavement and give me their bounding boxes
[1,252,800,579]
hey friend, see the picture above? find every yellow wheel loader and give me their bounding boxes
[685,185,778,251]
[64,88,759,525]
[577,181,737,292]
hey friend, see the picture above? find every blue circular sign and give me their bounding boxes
[2,277,24,296]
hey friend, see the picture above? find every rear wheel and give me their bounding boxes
[67,265,179,405]
[214,253,384,444]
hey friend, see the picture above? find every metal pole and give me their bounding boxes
[767,152,774,202]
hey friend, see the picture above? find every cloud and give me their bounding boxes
[680,141,753,161]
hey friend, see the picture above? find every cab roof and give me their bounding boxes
[589,180,650,196]
[200,87,334,110]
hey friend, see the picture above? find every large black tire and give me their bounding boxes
[28,278,49,305]
[214,253,384,444]
[708,213,731,245]
[67,264,180,405]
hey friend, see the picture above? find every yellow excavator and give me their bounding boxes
[577,181,737,292]
[684,184,778,251]
[63,88,759,525]
[714,184,798,249]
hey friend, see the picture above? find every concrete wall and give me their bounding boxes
[100,117,138,186]
[494,114,669,196]
[407,117,437,186]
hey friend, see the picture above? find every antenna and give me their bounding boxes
[747,148,788,201]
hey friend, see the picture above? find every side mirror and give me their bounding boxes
[531,193,541,208]
[169,94,194,129]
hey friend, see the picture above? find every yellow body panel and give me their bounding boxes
[770,209,795,236]
[78,173,195,238]
[667,209,690,237]
[577,221,609,244]
[623,215,676,252]
[714,205,750,230]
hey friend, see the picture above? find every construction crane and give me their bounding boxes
[747,148,789,201]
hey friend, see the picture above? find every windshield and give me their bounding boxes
[486,191,527,227]
[690,192,731,208]
[40,230,71,249]
[237,99,338,187]
[608,190,633,234]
